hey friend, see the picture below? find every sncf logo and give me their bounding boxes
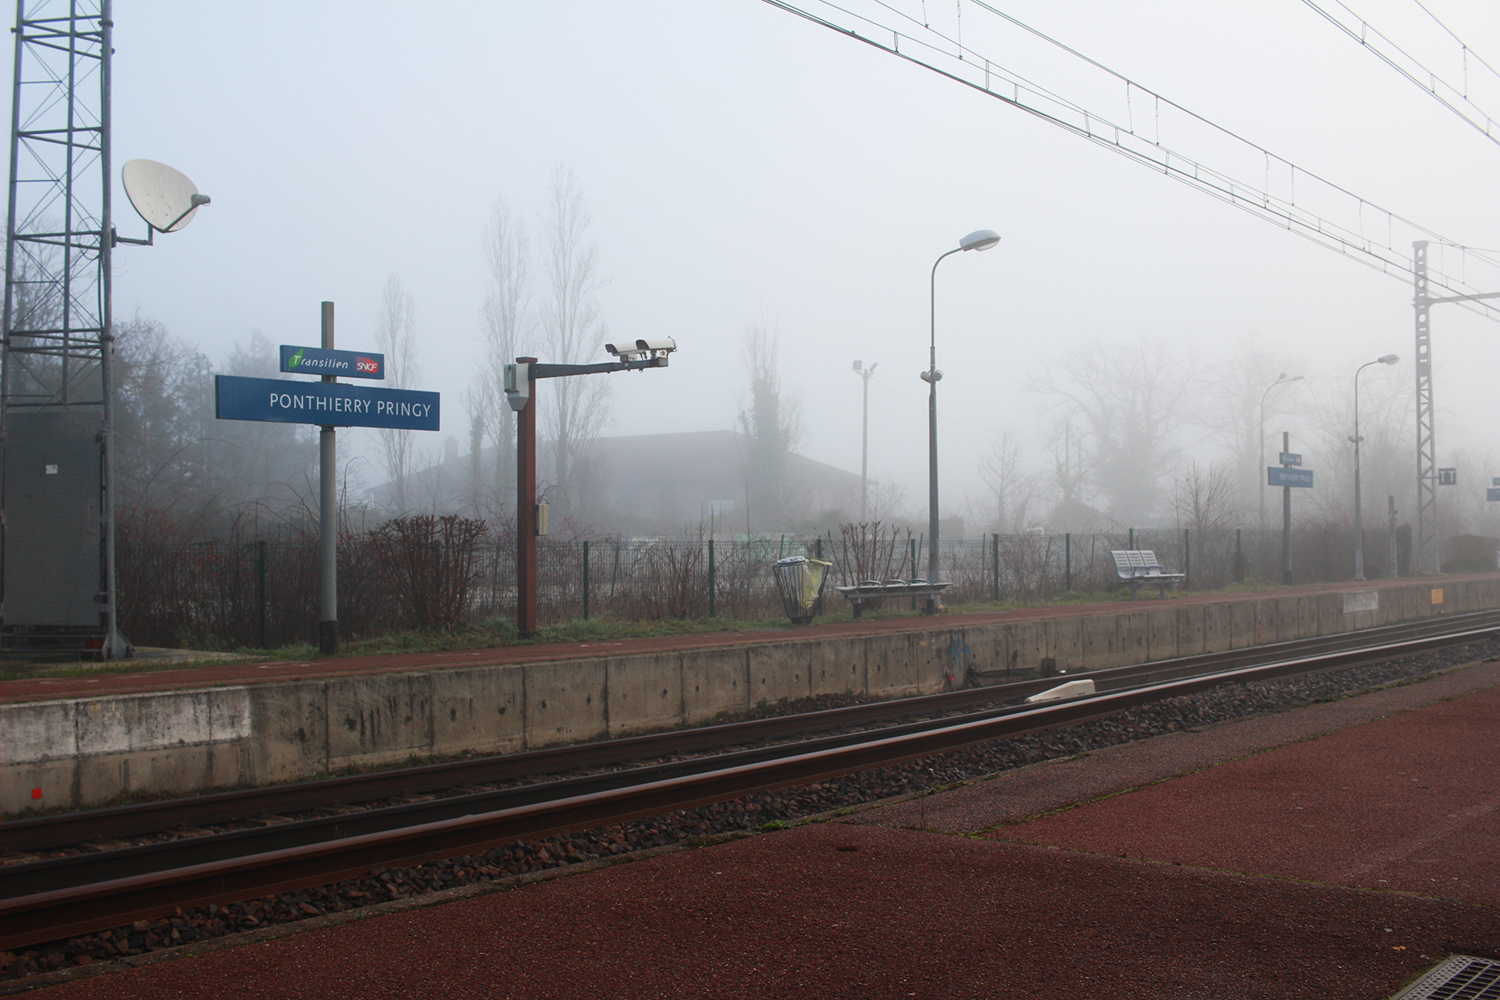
[356,357,381,374]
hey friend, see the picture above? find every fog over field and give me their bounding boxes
[25,0,1498,537]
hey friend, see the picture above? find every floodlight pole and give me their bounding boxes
[508,352,672,636]
[319,302,338,654]
[853,361,875,520]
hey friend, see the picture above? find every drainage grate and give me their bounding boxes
[1392,956,1500,1000]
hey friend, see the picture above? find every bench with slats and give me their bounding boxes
[834,580,950,619]
[1110,549,1185,599]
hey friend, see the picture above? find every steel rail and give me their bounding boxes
[4,610,1494,855]
[0,622,1494,950]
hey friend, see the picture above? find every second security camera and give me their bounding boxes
[605,337,677,364]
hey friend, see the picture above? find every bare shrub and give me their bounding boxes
[370,515,490,628]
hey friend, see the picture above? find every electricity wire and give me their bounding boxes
[1301,0,1500,148]
[758,0,1500,322]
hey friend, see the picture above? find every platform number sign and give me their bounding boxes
[1438,468,1457,486]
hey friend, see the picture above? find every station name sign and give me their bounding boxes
[1268,467,1314,488]
[215,375,439,431]
[279,344,384,379]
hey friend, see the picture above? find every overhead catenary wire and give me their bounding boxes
[1301,0,1500,147]
[758,0,1500,322]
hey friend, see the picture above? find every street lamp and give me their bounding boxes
[925,228,1000,614]
[1259,372,1303,527]
[1352,353,1399,580]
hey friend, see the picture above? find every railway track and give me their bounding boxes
[1,612,1497,950]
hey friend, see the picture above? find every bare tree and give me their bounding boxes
[976,429,1041,533]
[738,321,802,530]
[1200,338,1308,514]
[1302,365,1410,527]
[538,165,611,522]
[1033,335,1192,526]
[473,196,530,511]
[1171,461,1246,534]
[374,273,421,512]
[207,331,319,530]
[111,316,216,524]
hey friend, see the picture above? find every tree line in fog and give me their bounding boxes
[73,164,1496,547]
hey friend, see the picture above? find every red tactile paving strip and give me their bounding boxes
[25,663,1500,999]
[3,574,1489,705]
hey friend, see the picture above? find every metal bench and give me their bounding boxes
[1110,549,1185,600]
[834,579,951,619]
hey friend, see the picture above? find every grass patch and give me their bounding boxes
[0,577,1292,681]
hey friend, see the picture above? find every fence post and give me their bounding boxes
[1183,528,1191,589]
[708,538,716,618]
[1128,527,1135,549]
[582,540,590,620]
[910,538,919,610]
[256,540,267,649]
[992,533,1000,601]
[815,536,823,560]
[1065,532,1072,591]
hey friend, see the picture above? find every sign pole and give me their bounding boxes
[1281,431,1293,585]
[516,358,538,636]
[319,301,338,655]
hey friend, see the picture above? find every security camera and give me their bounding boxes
[605,342,647,361]
[634,338,676,354]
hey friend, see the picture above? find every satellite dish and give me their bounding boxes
[121,159,210,233]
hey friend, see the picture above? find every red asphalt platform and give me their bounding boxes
[18,649,1500,997]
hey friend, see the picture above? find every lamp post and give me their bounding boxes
[1352,353,1399,580]
[1259,372,1303,527]
[924,228,1000,614]
[853,361,876,520]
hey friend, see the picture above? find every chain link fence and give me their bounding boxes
[116,519,1417,650]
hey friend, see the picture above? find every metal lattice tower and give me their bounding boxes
[1412,240,1500,575]
[1412,242,1437,574]
[1,0,125,655]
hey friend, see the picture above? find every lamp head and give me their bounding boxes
[959,229,1001,251]
[1378,353,1399,365]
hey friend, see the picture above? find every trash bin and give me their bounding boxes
[772,556,833,625]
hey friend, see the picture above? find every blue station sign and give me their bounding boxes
[1268,466,1314,488]
[279,344,384,379]
[1488,487,1500,502]
[215,375,439,431]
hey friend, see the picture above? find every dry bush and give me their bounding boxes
[370,515,490,628]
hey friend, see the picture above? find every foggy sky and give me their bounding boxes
[18,1,1499,527]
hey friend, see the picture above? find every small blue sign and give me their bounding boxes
[1279,452,1302,466]
[279,345,385,379]
[1268,466,1314,488]
[215,375,439,430]
[1488,487,1500,502]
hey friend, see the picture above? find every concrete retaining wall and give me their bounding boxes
[4,578,1496,815]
